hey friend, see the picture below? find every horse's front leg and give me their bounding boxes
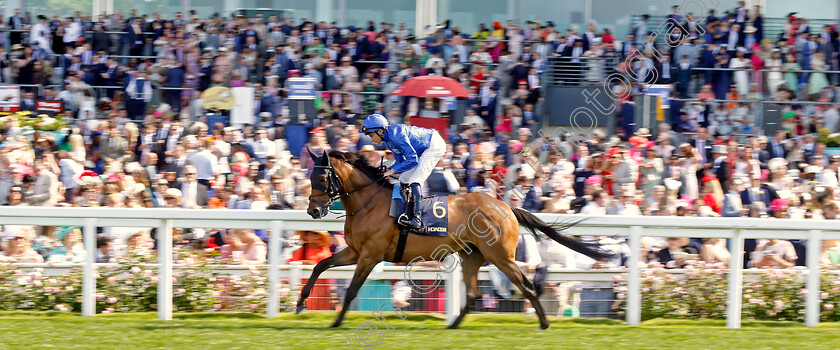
[296,247,360,314]
[331,254,381,328]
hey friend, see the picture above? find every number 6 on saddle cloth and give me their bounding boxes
[390,183,449,236]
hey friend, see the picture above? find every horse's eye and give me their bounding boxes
[319,175,328,185]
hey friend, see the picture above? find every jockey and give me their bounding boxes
[360,114,446,230]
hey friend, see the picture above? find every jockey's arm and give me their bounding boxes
[388,129,420,174]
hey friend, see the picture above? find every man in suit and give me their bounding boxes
[740,176,771,209]
[658,237,698,268]
[722,178,746,217]
[581,23,598,52]
[252,86,272,119]
[508,61,530,91]
[561,39,586,85]
[125,70,152,120]
[479,86,498,133]
[20,91,36,112]
[151,178,169,208]
[619,34,635,60]
[767,130,788,160]
[163,122,185,167]
[699,43,718,85]
[750,137,771,169]
[29,160,59,207]
[91,24,111,54]
[654,54,673,84]
[675,55,692,98]
[126,18,145,57]
[142,152,159,181]
[100,58,120,98]
[689,127,713,164]
[709,144,730,184]
[180,165,209,209]
[99,128,128,163]
[163,60,185,112]
[7,9,24,46]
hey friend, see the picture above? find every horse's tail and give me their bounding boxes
[512,208,613,260]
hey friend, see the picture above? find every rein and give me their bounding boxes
[308,163,393,218]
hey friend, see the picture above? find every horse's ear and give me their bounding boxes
[307,147,318,162]
[324,154,332,166]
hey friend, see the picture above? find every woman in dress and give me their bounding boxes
[782,54,801,95]
[341,75,363,113]
[679,143,703,200]
[729,49,751,96]
[733,146,761,180]
[639,147,664,197]
[765,50,784,94]
[701,176,724,215]
[488,21,506,62]
[809,51,830,97]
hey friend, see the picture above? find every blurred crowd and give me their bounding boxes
[2,3,840,317]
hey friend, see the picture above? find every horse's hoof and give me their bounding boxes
[330,321,342,328]
[295,304,307,315]
[447,324,459,330]
[538,324,549,331]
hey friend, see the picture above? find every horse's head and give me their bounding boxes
[307,148,343,219]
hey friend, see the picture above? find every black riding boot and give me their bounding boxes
[398,183,423,230]
[407,183,423,230]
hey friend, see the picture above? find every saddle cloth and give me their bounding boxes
[390,184,449,236]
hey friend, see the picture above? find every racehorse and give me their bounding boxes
[297,149,610,329]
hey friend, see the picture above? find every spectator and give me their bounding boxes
[700,238,731,264]
[288,230,333,310]
[180,165,209,209]
[658,237,699,268]
[95,235,113,263]
[223,230,267,265]
[750,238,797,268]
[1,226,43,262]
[576,235,628,318]
[29,160,59,206]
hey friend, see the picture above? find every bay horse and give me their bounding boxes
[297,149,610,329]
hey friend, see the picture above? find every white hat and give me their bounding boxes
[555,161,575,175]
[768,158,788,171]
[805,165,821,174]
[3,225,34,240]
[131,183,146,195]
[517,127,532,136]
[164,188,182,198]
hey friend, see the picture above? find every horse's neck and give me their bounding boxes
[339,169,388,216]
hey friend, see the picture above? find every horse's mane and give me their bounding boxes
[328,150,394,189]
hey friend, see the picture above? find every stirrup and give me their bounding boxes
[398,214,422,230]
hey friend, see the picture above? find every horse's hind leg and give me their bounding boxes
[483,256,550,330]
[448,247,485,329]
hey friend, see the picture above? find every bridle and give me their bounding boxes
[308,161,390,218]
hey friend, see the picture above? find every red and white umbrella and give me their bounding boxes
[391,75,470,98]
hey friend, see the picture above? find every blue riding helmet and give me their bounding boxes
[360,114,389,134]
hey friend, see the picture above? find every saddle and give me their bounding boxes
[390,184,449,237]
[388,184,451,263]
